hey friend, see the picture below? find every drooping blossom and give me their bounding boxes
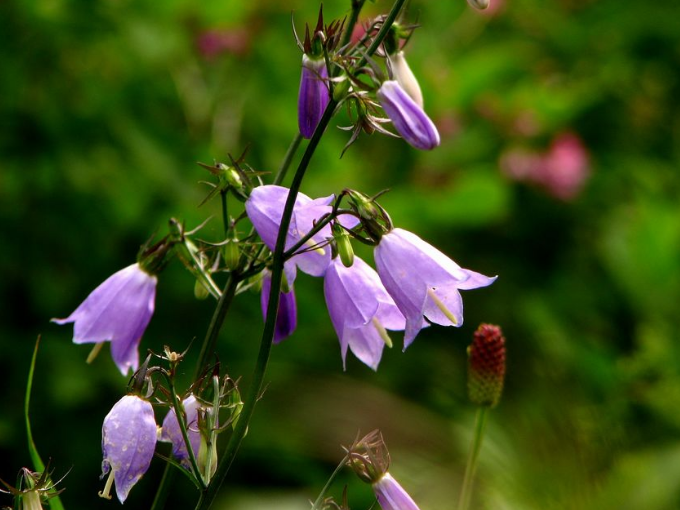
[260,268,298,344]
[99,395,157,503]
[298,55,330,138]
[374,228,496,347]
[160,394,219,480]
[388,51,424,108]
[324,257,406,370]
[160,395,202,471]
[53,263,157,376]
[245,185,357,277]
[373,473,422,510]
[377,80,440,150]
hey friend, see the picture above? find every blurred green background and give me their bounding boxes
[2,0,680,508]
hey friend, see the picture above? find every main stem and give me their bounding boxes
[194,1,407,508]
[194,97,339,510]
[457,407,489,510]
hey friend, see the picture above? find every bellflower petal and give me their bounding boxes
[261,269,298,344]
[245,185,359,277]
[53,263,157,376]
[373,473,421,510]
[377,80,440,151]
[298,55,330,138]
[324,257,406,370]
[101,395,157,503]
[374,228,496,348]
[160,395,201,469]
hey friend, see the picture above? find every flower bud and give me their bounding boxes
[467,324,506,408]
[224,166,243,190]
[467,0,490,9]
[388,51,424,108]
[332,75,351,102]
[377,80,440,151]
[194,279,210,300]
[298,55,330,138]
[222,239,240,271]
[332,223,354,268]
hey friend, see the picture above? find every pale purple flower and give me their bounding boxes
[374,228,497,347]
[100,395,157,503]
[324,257,406,370]
[298,55,330,138]
[377,80,440,150]
[373,473,421,510]
[53,263,157,376]
[261,268,298,344]
[160,395,202,470]
[245,185,357,277]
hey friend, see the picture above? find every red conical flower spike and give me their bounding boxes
[467,324,506,408]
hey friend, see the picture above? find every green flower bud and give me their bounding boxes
[222,239,240,271]
[194,279,210,300]
[332,76,351,102]
[332,223,354,268]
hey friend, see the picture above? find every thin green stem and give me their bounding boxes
[273,133,303,186]
[359,0,407,69]
[150,274,241,510]
[165,374,206,489]
[458,407,489,510]
[195,274,240,374]
[311,456,349,510]
[194,95,339,510]
[220,190,229,237]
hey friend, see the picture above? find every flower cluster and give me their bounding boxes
[246,185,496,370]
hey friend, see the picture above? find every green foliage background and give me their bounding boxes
[1,0,680,508]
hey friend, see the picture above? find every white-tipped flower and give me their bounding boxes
[467,0,490,10]
[388,51,424,108]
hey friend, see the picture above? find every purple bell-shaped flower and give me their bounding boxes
[53,263,157,376]
[99,395,157,503]
[324,257,405,370]
[374,228,496,347]
[377,80,440,150]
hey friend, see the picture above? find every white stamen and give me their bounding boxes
[98,470,114,500]
[427,288,458,325]
[372,318,393,348]
[87,342,105,364]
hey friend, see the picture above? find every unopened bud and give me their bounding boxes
[194,279,210,300]
[332,223,354,268]
[388,51,424,108]
[467,0,490,10]
[347,190,380,221]
[467,324,506,408]
[332,76,351,102]
[224,166,243,190]
[222,239,240,271]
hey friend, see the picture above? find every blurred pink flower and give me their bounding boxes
[500,132,590,201]
[196,29,250,59]
[539,132,591,200]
